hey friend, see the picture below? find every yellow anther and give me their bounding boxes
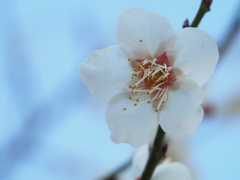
[134,103,137,106]
[129,85,132,88]
[129,97,132,99]
[162,101,166,103]
[131,77,134,79]
[137,63,146,71]
[139,39,143,42]
[155,109,158,112]
[168,156,173,162]
[147,101,151,103]
[128,58,131,61]
[123,108,127,110]
[136,99,139,102]
[147,92,150,95]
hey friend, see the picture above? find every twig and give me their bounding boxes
[191,0,212,27]
[141,126,165,180]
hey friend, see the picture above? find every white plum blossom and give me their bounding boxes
[80,8,219,147]
[132,144,193,180]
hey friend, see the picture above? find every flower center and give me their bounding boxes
[123,52,176,112]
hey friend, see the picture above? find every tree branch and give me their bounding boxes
[141,126,165,180]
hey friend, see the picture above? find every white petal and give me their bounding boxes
[106,92,158,147]
[152,162,192,180]
[132,144,149,179]
[164,135,190,165]
[117,7,173,60]
[159,78,204,136]
[166,27,219,87]
[79,45,132,101]
[132,145,193,180]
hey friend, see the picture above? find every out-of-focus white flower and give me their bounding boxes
[80,7,219,146]
[132,144,193,180]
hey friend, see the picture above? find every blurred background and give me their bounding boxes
[0,0,240,179]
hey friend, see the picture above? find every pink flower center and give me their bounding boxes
[123,52,176,112]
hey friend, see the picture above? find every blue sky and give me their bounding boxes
[0,0,240,179]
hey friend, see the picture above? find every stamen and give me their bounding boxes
[155,87,168,111]
[123,53,176,112]
[123,104,137,111]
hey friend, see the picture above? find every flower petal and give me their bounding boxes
[159,78,204,136]
[164,135,190,165]
[132,145,193,180]
[79,45,132,101]
[132,144,149,179]
[152,162,192,180]
[117,7,173,60]
[166,27,219,87]
[106,92,158,147]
